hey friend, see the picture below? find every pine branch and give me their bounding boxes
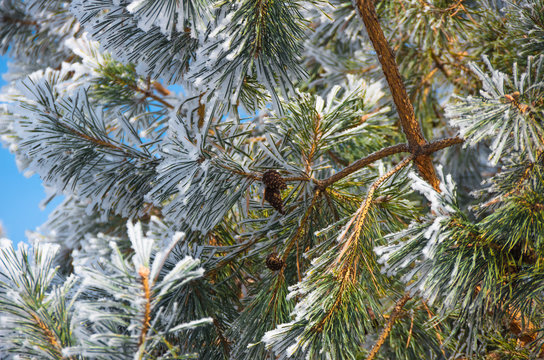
[127,82,174,109]
[0,15,38,28]
[192,285,232,357]
[365,293,412,360]
[312,157,413,332]
[355,0,440,190]
[317,144,409,189]
[29,312,65,359]
[212,318,231,357]
[317,137,463,189]
[336,156,414,261]
[281,191,320,264]
[138,266,152,353]
[56,118,129,154]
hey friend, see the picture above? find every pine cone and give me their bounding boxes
[262,170,286,191]
[264,188,284,214]
[266,252,284,271]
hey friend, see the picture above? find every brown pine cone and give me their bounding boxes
[266,252,284,271]
[264,187,284,214]
[262,170,286,191]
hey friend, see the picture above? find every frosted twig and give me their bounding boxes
[138,266,152,354]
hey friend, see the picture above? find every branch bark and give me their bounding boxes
[355,0,440,190]
[138,266,152,353]
[365,293,412,360]
[318,143,409,189]
[317,137,463,189]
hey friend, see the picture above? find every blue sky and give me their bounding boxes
[0,55,248,244]
[0,55,62,243]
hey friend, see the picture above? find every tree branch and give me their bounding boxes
[365,293,412,360]
[1,15,38,28]
[354,0,440,190]
[30,312,67,359]
[127,83,174,109]
[422,136,464,153]
[318,144,409,189]
[57,121,128,154]
[137,266,152,353]
[317,137,463,189]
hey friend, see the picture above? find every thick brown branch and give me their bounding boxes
[422,136,464,153]
[317,144,409,189]
[365,293,412,360]
[318,137,464,189]
[355,0,440,190]
[354,0,424,148]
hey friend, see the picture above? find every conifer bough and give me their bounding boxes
[0,0,543,359]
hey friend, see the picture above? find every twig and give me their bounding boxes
[138,266,152,353]
[57,122,127,153]
[324,190,340,221]
[215,163,261,181]
[483,164,532,207]
[152,81,171,96]
[281,191,320,264]
[354,0,440,190]
[430,51,452,80]
[108,74,174,109]
[213,318,231,356]
[283,176,310,182]
[417,0,465,14]
[405,310,414,349]
[365,293,412,360]
[1,15,38,27]
[421,300,446,356]
[192,286,231,356]
[50,112,152,160]
[327,150,350,167]
[128,83,174,109]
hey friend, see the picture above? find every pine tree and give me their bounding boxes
[0,0,543,359]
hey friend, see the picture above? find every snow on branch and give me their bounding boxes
[447,55,544,165]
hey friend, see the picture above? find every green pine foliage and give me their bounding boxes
[0,0,543,359]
